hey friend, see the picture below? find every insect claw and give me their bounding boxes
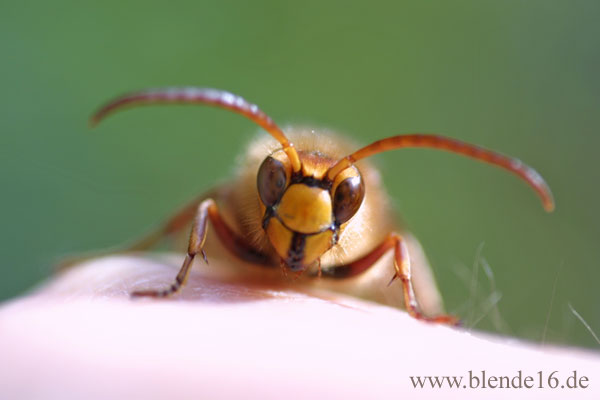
[442,316,462,326]
[292,269,305,281]
[130,290,157,298]
[424,314,462,326]
[279,260,289,279]
[201,250,208,265]
[317,259,322,279]
[387,273,400,287]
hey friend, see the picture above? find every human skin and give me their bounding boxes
[0,256,598,400]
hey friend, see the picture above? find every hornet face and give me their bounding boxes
[257,150,365,271]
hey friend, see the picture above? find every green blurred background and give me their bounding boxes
[1,0,598,348]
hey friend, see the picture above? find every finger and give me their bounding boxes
[0,256,598,400]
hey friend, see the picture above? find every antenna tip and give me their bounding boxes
[543,201,555,213]
[541,193,555,213]
[88,112,103,128]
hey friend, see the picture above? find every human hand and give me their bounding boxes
[0,256,598,399]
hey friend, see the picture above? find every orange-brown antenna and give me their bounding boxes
[90,87,301,172]
[326,134,554,212]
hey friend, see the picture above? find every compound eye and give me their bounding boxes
[333,175,365,224]
[257,156,287,207]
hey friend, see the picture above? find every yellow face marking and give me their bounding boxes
[302,230,334,266]
[264,216,334,269]
[264,218,293,262]
[277,184,333,234]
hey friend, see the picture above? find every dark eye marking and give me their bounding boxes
[257,156,287,207]
[332,175,365,224]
